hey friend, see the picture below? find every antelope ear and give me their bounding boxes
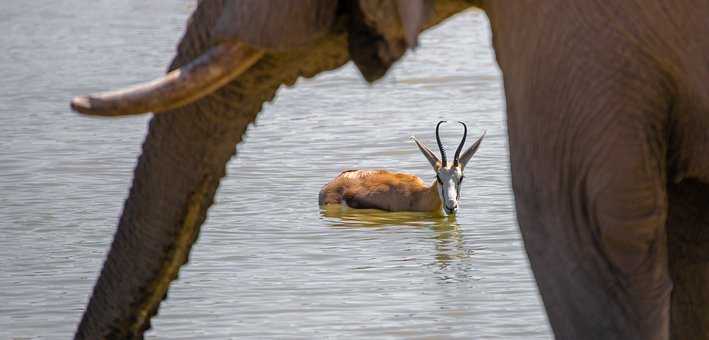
[411,136,440,169]
[213,0,337,50]
[458,131,486,168]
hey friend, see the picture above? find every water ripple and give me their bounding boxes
[0,3,550,339]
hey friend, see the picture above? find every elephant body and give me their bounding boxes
[485,2,709,338]
[72,0,709,339]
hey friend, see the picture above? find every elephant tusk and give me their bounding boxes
[70,41,264,116]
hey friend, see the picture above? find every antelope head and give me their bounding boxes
[411,121,485,215]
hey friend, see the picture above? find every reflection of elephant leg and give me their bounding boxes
[667,179,709,340]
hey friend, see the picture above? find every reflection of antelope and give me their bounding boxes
[319,121,485,215]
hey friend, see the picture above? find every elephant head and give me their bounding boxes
[71,0,441,117]
[72,1,709,339]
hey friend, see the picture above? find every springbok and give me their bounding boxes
[319,121,485,215]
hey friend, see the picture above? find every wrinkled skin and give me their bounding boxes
[73,0,709,339]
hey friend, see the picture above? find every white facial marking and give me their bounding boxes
[436,166,463,214]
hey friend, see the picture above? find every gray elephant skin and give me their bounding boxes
[69,1,709,339]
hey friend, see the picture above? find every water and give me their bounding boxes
[0,1,551,338]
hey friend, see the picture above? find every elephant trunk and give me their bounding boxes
[74,2,352,337]
[75,105,235,338]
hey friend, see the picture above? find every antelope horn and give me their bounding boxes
[453,121,467,165]
[70,41,264,116]
[436,120,447,166]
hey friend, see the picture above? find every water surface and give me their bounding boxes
[0,2,551,338]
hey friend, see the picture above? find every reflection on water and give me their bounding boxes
[321,205,448,227]
[321,207,473,269]
[321,207,479,284]
[0,1,551,339]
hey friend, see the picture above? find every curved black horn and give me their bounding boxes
[436,121,447,166]
[453,121,467,165]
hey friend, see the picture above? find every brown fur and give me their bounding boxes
[319,170,442,212]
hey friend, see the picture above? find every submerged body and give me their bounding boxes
[319,122,484,215]
[319,170,442,212]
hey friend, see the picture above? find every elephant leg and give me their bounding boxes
[511,131,671,339]
[667,179,709,339]
[511,125,671,339]
[488,3,676,335]
[498,47,673,336]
